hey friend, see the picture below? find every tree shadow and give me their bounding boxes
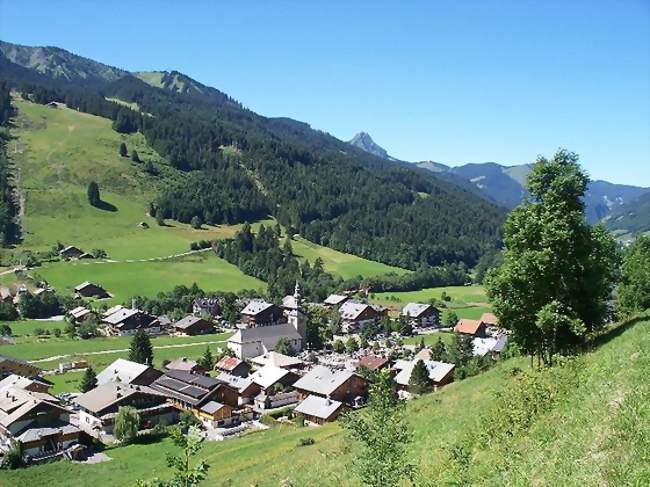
[95,200,118,212]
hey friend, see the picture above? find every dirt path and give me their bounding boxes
[28,338,228,364]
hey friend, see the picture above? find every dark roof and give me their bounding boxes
[357,355,390,371]
[150,370,224,406]
[174,315,205,330]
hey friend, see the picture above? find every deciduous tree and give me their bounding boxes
[618,235,650,316]
[114,406,140,444]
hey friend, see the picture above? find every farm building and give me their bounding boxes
[401,303,440,327]
[192,297,220,318]
[356,355,391,372]
[173,315,215,336]
[68,306,94,323]
[74,281,110,299]
[101,308,160,336]
[323,294,349,307]
[59,246,85,259]
[0,374,53,394]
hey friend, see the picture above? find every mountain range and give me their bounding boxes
[348,132,649,227]
[0,40,506,270]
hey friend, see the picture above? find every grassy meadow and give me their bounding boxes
[1,315,647,486]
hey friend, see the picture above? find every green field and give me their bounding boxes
[291,236,408,280]
[2,315,647,486]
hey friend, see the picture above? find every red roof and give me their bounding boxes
[357,355,390,371]
[454,319,484,336]
[216,356,244,371]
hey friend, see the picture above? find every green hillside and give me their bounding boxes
[1,314,647,486]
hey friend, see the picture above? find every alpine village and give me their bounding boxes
[0,14,648,487]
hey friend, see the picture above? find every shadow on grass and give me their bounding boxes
[589,313,649,349]
[95,200,118,212]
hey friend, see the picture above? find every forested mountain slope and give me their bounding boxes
[0,40,505,270]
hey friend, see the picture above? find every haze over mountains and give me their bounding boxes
[348,132,650,228]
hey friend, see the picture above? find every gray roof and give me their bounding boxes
[199,401,226,415]
[174,315,204,330]
[394,360,455,386]
[150,370,224,406]
[294,394,343,419]
[74,281,95,291]
[241,299,274,316]
[338,301,370,320]
[103,308,140,325]
[249,365,291,389]
[324,294,348,305]
[492,334,508,353]
[96,358,151,386]
[17,423,79,443]
[165,357,200,371]
[228,324,302,350]
[292,365,355,396]
[250,351,304,369]
[74,382,162,414]
[215,372,253,392]
[401,303,434,318]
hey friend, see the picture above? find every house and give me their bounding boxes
[102,308,160,336]
[0,354,40,380]
[292,365,368,406]
[480,312,499,327]
[74,282,110,299]
[95,358,162,387]
[357,355,391,373]
[454,319,488,337]
[227,323,303,360]
[393,359,455,391]
[165,357,206,375]
[491,335,509,358]
[149,370,239,428]
[294,394,344,424]
[401,303,440,327]
[0,374,53,394]
[323,294,349,307]
[214,356,251,378]
[0,387,81,461]
[338,301,381,333]
[192,297,220,318]
[68,306,94,323]
[75,383,175,438]
[173,315,214,336]
[245,365,299,409]
[59,246,85,259]
[250,351,305,370]
[33,287,53,297]
[214,373,255,406]
[240,300,284,327]
[102,304,125,318]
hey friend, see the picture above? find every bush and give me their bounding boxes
[259,414,277,426]
[295,414,305,427]
[297,437,315,446]
[0,324,12,336]
[0,301,18,321]
[0,441,24,469]
[53,328,61,337]
[32,327,45,336]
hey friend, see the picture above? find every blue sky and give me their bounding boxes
[1,0,648,185]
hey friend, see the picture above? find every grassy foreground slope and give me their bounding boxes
[2,315,647,486]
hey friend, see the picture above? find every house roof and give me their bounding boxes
[454,319,484,335]
[241,299,274,316]
[215,356,246,372]
[103,305,125,318]
[292,365,356,396]
[492,334,508,353]
[338,301,371,321]
[250,351,304,369]
[0,386,57,414]
[294,394,343,419]
[0,374,48,393]
[215,372,253,392]
[413,348,432,361]
[249,365,291,390]
[0,394,68,428]
[472,337,498,357]
[324,294,348,306]
[103,308,140,325]
[165,357,201,372]
[150,370,224,406]
[174,315,207,330]
[199,400,226,415]
[394,360,455,386]
[282,294,298,309]
[17,423,80,443]
[74,281,101,292]
[74,382,161,414]
[357,355,390,371]
[228,324,302,349]
[96,358,152,386]
[480,313,498,326]
[0,354,38,370]
[401,303,433,318]
[69,306,91,319]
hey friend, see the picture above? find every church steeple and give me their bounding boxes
[288,281,307,342]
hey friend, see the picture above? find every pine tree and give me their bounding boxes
[128,329,153,365]
[197,346,214,370]
[131,149,140,163]
[431,337,447,361]
[119,142,128,157]
[408,359,431,394]
[87,181,100,207]
[79,366,97,393]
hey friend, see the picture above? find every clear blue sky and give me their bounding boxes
[1,0,648,185]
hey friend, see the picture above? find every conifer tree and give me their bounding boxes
[408,359,431,394]
[119,142,128,157]
[128,329,153,365]
[131,149,140,163]
[87,181,100,207]
[79,366,97,393]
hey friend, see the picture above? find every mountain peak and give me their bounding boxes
[348,132,393,160]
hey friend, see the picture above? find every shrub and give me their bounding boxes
[297,437,315,446]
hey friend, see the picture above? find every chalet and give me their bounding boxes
[338,301,381,333]
[323,294,349,308]
[74,383,175,439]
[0,387,81,461]
[101,308,160,336]
[0,374,53,394]
[150,370,239,428]
[68,306,94,323]
[292,365,368,406]
[454,319,487,337]
[246,365,300,409]
[96,358,162,387]
[357,355,391,373]
[393,359,455,391]
[214,356,251,378]
[294,394,344,424]
[0,354,40,380]
[240,300,284,327]
[227,323,303,360]
[192,297,220,318]
[214,373,255,406]
[250,351,305,370]
[473,335,509,358]
[74,281,110,299]
[401,303,440,327]
[480,312,499,327]
[165,357,206,375]
[59,246,85,259]
[173,315,214,336]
